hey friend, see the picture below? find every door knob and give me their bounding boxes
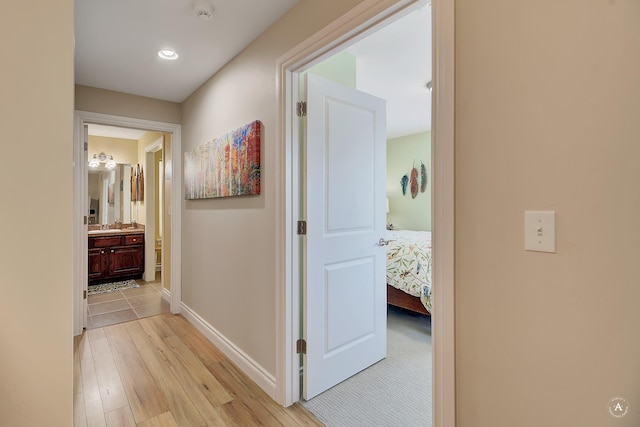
[378,237,390,246]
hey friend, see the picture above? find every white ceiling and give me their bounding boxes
[76,1,431,139]
[346,6,432,138]
[75,0,299,103]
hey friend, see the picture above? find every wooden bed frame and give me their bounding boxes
[387,284,430,316]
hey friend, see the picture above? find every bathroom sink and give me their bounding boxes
[88,229,122,234]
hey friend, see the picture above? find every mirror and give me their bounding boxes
[88,164,133,225]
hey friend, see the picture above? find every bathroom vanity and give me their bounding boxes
[88,229,144,284]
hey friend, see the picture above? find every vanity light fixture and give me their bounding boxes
[89,152,116,169]
[158,49,179,60]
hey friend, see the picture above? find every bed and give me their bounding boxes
[386,229,432,315]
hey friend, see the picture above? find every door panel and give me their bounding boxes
[303,74,387,400]
[325,257,375,353]
[325,98,376,232]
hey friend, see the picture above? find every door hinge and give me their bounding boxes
[84,215,88,225]
[84,141,88,151]
[83,290,87,300]
[296,101,307,117]
[296,338,307,354]
[297,220,307,235]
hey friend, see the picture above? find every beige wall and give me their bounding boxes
[0,0,73,426]
[136,132,172,287]
[387,132,431,231]
[181,0,363,375]
[456,0,640,426]
[88,135,139,165]
[134,131,164,224]
[75,84,182,124]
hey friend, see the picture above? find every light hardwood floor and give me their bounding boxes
[74,313,323,426]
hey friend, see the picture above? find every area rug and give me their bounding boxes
[88,279,139,295]
[300,306,432,427]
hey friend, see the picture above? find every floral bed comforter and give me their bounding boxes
[386,230,432,313]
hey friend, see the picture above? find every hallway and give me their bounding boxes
[74,314,322,426]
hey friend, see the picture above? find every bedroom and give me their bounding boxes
[297,5,433,425]
[305,4,432,317]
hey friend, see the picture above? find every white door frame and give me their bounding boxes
[73,111,183,335]
[144,137,163,282]
[274,1,455,426]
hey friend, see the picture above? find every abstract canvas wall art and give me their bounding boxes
[184,120,261,199]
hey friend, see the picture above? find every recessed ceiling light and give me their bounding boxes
[158,49,179,60]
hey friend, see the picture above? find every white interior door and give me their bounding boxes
[303,74,387,400]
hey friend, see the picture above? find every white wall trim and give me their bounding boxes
[431,0,456,425]
[180,302,277,399]
[274,3,456,424]
[146,138,163,153]
[73,111,183,335]
[144,137,163,282]
[161,287,171,303]
[72,116,88,336]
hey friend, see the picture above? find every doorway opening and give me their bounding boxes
[73,111,183,336]
[275,1,455,425]
[295,4,432,425]
[85,127,169,329]
[298,5,432,423]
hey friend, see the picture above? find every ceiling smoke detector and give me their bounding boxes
[193,0,214,19]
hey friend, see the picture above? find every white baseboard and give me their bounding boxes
[161,287,171,303]
[180,302,277,400]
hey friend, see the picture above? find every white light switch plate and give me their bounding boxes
[525,211,556,253]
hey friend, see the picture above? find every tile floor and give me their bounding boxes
[86,274,170,329]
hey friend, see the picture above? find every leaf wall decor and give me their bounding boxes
[410,165,419,199]
[400,174,409,196]
[420,161,427,193]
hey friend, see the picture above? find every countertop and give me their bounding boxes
[88,228,144,237]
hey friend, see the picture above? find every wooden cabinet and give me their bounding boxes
[88,247,108,282]
[88,234,144,284]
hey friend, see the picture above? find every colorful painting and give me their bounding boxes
[184,120,261,199]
